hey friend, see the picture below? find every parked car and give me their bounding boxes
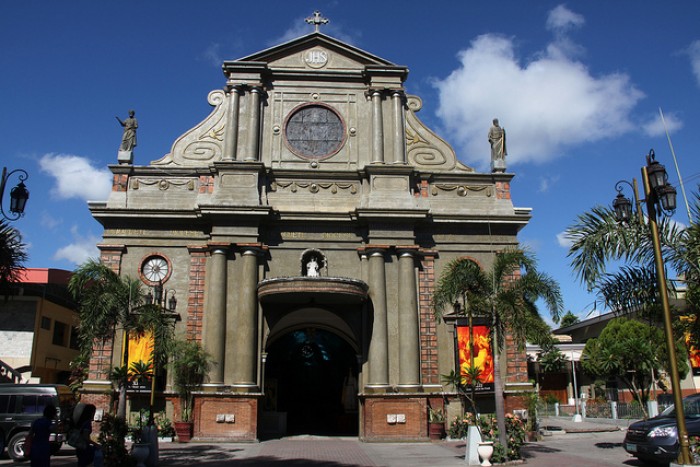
[624,393,700,465]
[0,384,75,461]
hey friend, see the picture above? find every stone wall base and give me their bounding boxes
[360,395,429,441]
[193,394,259,441]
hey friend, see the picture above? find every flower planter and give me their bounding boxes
[477,441,494,467]
[174,421,193,443]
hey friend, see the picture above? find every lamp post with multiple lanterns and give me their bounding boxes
[144,281,179,424]
[612,149,689,465]
[0,167,29,221]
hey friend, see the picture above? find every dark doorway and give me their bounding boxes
[264,328,358,436]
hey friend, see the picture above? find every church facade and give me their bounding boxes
[84,23,533,441]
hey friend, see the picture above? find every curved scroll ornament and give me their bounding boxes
[405,95,473,173]
[152,90,227,166]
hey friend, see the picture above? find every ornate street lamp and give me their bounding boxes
[612,149,688,464]
[0,167,30,221]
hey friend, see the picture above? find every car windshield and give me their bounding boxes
[659,396,700,419]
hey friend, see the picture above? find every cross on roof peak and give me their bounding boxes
[305,11,329,32]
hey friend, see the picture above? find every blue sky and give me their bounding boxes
[3,1,700,322]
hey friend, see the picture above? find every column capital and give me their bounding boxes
[235,243,268,256]
[358,245,391,256]
[249,86,267,98]
[396,245,419,257]
[207,242,232,253]
[224,83,245,94]
[365,89,387,99]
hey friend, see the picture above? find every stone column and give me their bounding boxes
[227,246,260,389]
[203,246,228,385]
[397,248,420,390]
[366,248,389,389]
[370,91,385,164]
[223,86,241,161]
[392,91,406,164]
[244,87,263,162]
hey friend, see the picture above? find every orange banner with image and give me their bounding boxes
[456,325,494,392]
[128,330,154,383]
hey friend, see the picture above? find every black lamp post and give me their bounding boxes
[612,149,689,464]
[0,167,29,221]
[140,281,180,425]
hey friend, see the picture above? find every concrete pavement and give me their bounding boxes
[0,417,648,466]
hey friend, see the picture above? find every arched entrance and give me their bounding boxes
[265,327,359,436]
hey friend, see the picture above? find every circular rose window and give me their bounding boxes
[140,255,170,285]
[284,104,345,159]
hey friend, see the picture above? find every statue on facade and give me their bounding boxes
[306,257,320,277]
[116,110,138,164]
[488,118,507,173]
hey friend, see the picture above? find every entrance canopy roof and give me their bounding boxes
[258,277,368,305]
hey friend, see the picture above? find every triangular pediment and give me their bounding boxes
[236,32,398,68]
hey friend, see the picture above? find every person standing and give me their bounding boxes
[27,404,57,467]
[73,403,97,467]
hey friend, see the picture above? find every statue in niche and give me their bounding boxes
[116,110,138,164]
[488,118,507,172]
[306,257,320,277]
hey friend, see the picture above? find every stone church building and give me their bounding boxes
[84,18,532,441]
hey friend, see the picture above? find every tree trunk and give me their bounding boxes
[492,315,508,450]
[117,382,127,419]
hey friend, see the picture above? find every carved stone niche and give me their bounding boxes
[301,248,327,277]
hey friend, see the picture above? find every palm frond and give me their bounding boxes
[0,220,27,288]
[565,205,650,288]
[597,265,659,314]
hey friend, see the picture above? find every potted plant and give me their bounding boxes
[169,339,212,442]
[428,407,446,440]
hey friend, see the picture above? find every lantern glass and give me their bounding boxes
[9,181,29,214]
[613,192,633,223]
[659,184,677,213]
[646,160,667,192]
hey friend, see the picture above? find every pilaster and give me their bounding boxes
[397,246,420,390]
[364,246,389,391]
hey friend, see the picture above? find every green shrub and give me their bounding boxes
[98,414,136,467]
[447,412,527,463]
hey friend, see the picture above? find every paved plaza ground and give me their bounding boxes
[0,417,655,466]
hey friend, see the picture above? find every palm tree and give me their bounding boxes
[565,204,683,313]
[0,220,27,293]
[68,258,175,419]
[433,248,563,450]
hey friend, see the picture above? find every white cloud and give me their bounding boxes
[546,4,585,33]
[202,43,222,67]
[642,110,684,137]
[39,211,61,230]
[52,226,100,266]
[688,40,700,87]
[39,154,112,201]
[538,175,559,193]
[556,231,573,248]
[433,7,644,171]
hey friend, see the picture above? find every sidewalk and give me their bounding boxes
[539,415,631,434]
[0,419,633,467]
[150,419,630,467]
